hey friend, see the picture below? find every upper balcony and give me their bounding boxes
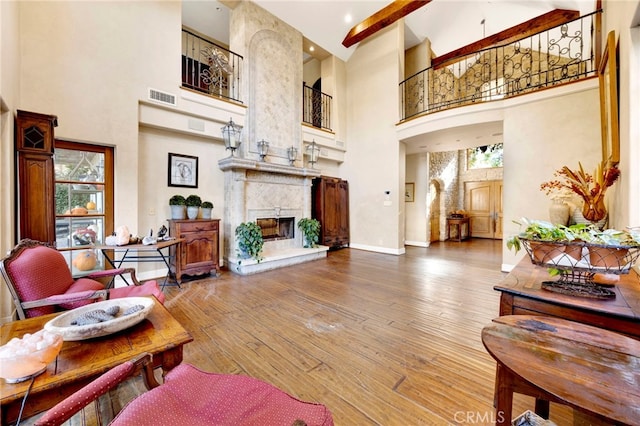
[400,11,601,121]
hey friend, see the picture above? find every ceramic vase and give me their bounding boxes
[170,205,186,220]
[548,199,570,226]
[201,208,212,219]
[187,206,199,220]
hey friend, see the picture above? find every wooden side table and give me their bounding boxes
[446,217,470,241]
[482,315,640,425]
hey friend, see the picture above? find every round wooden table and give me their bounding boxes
[482,315,640,425]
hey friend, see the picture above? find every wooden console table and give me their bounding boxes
[0,296,193,424]
[446,217,470,242]
[482,315,640,425]
[495,258,640,339]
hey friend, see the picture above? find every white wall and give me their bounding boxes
[18,1,181,238]
[603,0,640,235]
[345,23,405,254]
[502,86,601,269]
[0,0,20,322]
[405,153,428,246]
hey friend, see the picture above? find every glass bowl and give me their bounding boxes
[0,329,63,383]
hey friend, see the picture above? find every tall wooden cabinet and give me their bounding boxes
[312,176,349,248]
[15,110,58,244]
[168,219,220,283]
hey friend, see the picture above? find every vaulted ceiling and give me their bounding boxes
[183,1,596,62]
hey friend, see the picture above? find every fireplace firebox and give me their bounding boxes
[257,217,295,241]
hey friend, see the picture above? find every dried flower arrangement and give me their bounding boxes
[540,160,620,222]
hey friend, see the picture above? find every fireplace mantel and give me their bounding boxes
[218,157,321,178]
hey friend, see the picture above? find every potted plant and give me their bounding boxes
[169,194,186,219]
[507,217,640,272]
[297,218,321,248]
[235,222,263,262]
[185,195,202,219]
[201,201,213,219]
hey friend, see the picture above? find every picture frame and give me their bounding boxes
[599,30,619,165]
[168,153,198,188]
[405,182,415,203]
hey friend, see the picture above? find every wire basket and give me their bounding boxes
[519,238,640,299]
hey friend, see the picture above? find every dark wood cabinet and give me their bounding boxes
[15,110,58,244]
[168,219,219,282]
[312,176,349,248]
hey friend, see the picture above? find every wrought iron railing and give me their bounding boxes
[181,28,243,103]
[400,11,600,121]
[303,83,332,131]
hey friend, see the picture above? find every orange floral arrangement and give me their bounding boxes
[540,160,620,222]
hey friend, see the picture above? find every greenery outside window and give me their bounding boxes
[467,143,503,169]
[54,141,114,273]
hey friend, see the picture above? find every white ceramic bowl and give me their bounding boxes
[0,329,63,383]
[44,297,155,341]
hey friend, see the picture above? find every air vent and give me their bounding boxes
[148,88,176,106]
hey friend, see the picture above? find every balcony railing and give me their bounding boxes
[182,28,243,103]
[303,83,332,131]
[400,11,600,121]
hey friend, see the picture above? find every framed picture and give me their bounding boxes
[599,30,619,165]
[168,153,198,188]
[405,182,415,203]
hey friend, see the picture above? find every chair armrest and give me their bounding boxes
[35,353,157,426]
[86,268,141,285]
[21,290,108,310]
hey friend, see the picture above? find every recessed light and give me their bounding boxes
[309,46,315,52]
[345,14,352,24]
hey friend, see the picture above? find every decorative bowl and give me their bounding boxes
[0,329,63,383]
[44,297,155,341]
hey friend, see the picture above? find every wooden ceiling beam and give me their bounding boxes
[431,9,580,70]
[342,0,432,48]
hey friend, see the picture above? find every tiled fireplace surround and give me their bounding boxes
[219,157,328,275]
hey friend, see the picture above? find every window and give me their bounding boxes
[467,143,503,169]
[54,141,114,271]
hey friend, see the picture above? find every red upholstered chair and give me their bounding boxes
[35,353,334,426]
[0,239,165,319]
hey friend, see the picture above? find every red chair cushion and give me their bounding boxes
[109,280,165,304]
[5,245,75,317]
[112,364,333,426]
[58,278,106,310]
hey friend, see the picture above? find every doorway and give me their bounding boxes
[464,180,503,239]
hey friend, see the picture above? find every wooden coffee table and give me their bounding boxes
[0,296,193,424]
[482,315,640,425]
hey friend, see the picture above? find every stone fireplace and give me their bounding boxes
[218,3,329,274]
[219,157,327,275]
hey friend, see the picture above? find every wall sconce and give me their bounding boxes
[257,139,269,161]
[287,146,297,166]
[307,140,320,168]
[221,118,242,157]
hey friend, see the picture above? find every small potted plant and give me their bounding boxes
[201,201,213,219]
[235,222,263,262]
[169,194,186,219]
[297,218,321,248]
[185,195,202,219]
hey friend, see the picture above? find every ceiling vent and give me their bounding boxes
[148,88,176,106]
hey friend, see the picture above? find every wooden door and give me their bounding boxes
[464,180,503,239]
[429,182,440,242]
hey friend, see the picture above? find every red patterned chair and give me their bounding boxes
[0,239,165,319]
[35,353,334,426]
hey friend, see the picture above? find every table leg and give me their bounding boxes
[494,363,513,426]
[534,398,550,419]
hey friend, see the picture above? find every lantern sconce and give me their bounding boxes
[287,146,297,166]
[307,140,320,168]
[221,118,242,157]
[257,139,269,162]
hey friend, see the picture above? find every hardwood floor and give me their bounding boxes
[161,239,577,425]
